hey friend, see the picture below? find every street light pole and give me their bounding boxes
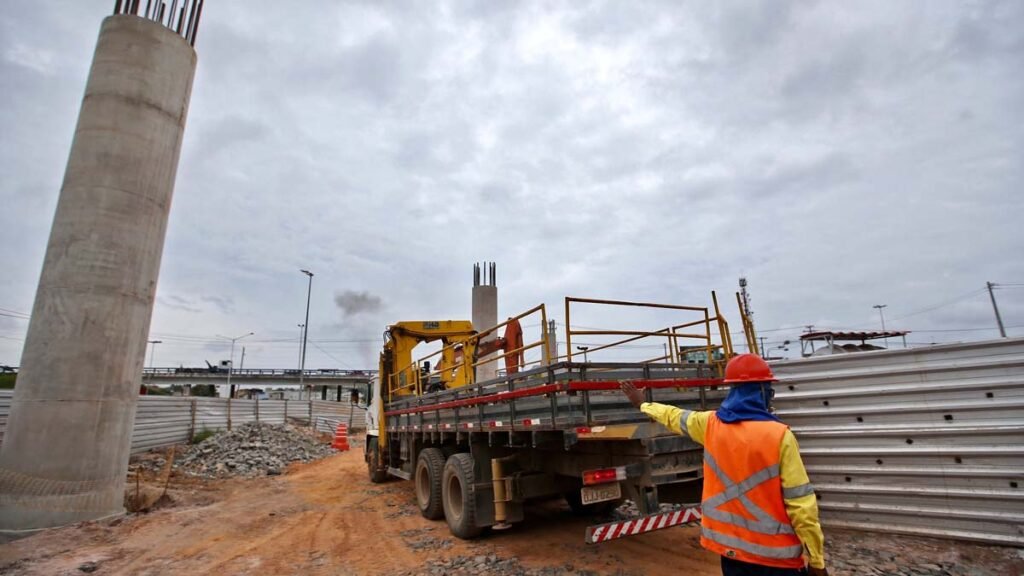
[146,339,162,387]
[297,323,305,371]
[576,346,589,363]
[873,304,888,348]
[218,332,254,398]
[300,269,314,399]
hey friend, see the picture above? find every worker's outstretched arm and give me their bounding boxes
[620,382,710,444]
[779,429,826,571]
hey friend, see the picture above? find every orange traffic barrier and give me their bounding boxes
[332,423,350,451]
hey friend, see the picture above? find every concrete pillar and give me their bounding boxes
[0,14,196,531]
[472,262,499,382]
[544,320,559,365]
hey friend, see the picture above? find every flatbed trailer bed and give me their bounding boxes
[374,361,727,540]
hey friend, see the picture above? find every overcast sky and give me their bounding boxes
[1,1,1022,370]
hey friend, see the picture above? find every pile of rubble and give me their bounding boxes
[135,423,337,479]
[399,555,619,576]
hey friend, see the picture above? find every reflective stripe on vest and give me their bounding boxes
[702,453,796,537]
[702,526,804,560]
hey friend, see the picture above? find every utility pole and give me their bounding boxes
[300,269,314,399]
[987,282,1007,338]
[759,337,767,359]
[873,304,888,348]
[738,277,755,353]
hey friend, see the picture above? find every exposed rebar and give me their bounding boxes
[113,0,204,47]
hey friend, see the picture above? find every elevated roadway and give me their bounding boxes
[141,367,375,388]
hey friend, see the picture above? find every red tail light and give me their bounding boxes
[582,466,627,486]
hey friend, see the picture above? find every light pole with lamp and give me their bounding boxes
[873,304,888,348]
[218,332,254,398]
[576,346,590,363]
[146,339,162,388]
[299,269,314,400]
[296,323,305,372]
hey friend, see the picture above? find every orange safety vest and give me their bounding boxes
[700,413,806,569]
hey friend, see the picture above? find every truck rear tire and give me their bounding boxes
[415,448,446,520]
[442,453,483,539]
[367,436,387,483]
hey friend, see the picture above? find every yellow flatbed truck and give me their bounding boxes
[365,293,756,543]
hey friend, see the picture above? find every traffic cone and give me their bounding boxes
[332,423,349,451]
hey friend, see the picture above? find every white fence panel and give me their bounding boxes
[131,397,193,453]
[259,400,287,424]
[773,337,1024,547]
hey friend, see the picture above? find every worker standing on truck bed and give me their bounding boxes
[621,354,828,576]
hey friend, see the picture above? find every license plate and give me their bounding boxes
[581,482,621,505]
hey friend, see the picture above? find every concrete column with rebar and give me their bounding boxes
[0,14,197,531]
[472,263,499,382]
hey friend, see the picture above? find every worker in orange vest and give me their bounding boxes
[621,353,827,576]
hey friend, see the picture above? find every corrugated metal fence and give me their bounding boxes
[131,397,366,454]
[0,392,364,455]
[773,337,1024,547]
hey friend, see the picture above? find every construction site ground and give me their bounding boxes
[0,434,1020,576]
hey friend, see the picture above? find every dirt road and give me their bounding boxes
[0,439,1020,575]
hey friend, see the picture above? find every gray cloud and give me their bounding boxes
[1,1,1022,369]
[334,290,384,318]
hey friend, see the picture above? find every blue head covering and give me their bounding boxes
[716,381,780,423]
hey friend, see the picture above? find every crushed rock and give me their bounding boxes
[132,423,336,479]
[395,555,635,576]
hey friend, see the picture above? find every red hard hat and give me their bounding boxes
[723,353,777,383]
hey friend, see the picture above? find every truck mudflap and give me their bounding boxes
[584,505,702,544]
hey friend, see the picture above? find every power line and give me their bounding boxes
[306,340,352,369]
[888,288,987,322]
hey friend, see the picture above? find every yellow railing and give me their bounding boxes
[386,291,752,398]
[387,304,549,397]
[564,293,734,376]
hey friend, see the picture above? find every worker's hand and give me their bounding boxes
[806,566,828,576]
[620,381,645,408]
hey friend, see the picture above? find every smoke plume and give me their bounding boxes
[334,290,383,317]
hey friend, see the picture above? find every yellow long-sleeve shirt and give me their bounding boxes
[640,402,825,570]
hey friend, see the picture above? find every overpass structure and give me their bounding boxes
[141,367,375,388]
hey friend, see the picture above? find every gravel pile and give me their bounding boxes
[400,555,630,576]
[173,423,336,478]
[825,538,1017,576]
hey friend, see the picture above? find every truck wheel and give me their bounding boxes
[442,453,483,539]
[415,448,446,520]
[367,436,387,484]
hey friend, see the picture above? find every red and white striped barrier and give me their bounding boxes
[584,506,702,544]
